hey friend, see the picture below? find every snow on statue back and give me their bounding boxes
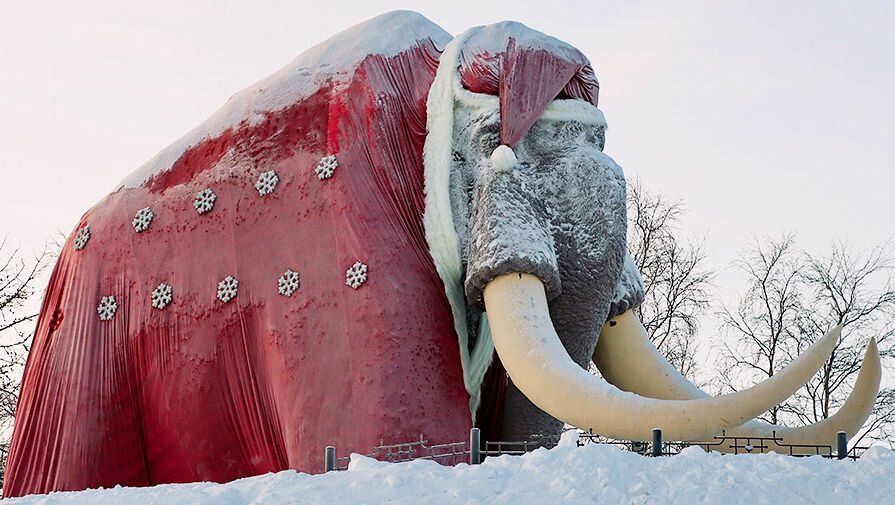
[3,11,470,497]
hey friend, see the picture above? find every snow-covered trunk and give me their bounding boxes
[456,108,627,440]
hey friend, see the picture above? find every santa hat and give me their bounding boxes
[422,21,608,417]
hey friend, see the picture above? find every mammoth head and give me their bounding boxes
[422,21,878,443]
[449,95,624,317]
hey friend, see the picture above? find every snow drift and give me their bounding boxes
[6,438,893,504]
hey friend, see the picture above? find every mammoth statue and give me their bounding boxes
[4,10,880,497]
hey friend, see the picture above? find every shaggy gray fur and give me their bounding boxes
[450,104,640,440]
[608,254,646,319]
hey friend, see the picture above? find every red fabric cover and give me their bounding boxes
[4,18,601,498]
[3,38,471,497]
[458,26,599,146]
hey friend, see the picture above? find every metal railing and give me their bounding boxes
[483,432,561,457]
[327,434,470,472]
[323,428,870,472]
[685,431,866,460]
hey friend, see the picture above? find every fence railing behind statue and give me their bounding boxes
[331,434,469,471]
[324,428,870,472]
[576,429,869,460]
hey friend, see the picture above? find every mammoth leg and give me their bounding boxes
[501,380,565,442]
[3,259,149,498]
[593,310,881,452]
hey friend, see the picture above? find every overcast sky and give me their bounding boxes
[1,0,893,330]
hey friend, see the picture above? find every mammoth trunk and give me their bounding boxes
[459,127,629,441]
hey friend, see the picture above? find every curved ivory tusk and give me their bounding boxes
[483,272,839,441]
[594,310,706,401]
[594,310,881,450]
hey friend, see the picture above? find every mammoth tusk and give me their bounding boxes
[483,272,839,441]
[593,309,706,401]
[594,310,881,450]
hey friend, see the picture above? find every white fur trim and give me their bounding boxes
[423,27,483,420]
[452,81,607,127]
[540,100,606,126]
[490,145,517,172]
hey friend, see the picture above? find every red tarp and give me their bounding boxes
[4,12,600,497]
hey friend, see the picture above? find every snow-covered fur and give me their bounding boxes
[423,27,490,419]
[608,254,646,319]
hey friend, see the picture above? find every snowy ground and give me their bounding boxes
[7,433,894,504]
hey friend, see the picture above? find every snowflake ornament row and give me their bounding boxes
[96,262,364,320]
[76,154,344,249]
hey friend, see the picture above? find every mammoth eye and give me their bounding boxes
[560,122,585,138]
[472,119,500,155]
[594,126,606,150]
[452,150,465,164]
[477,131,500,157]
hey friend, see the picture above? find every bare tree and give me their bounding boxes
[0,237,52,484]
[626,179,714,380]
[718,236,895,444]
[785,240,895,446]
[717,234,803,424]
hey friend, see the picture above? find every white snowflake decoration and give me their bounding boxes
[315,155,339,180]
[255,170,279,196]
[217,275,239,303]
[194,188,217,214]
[151,283,173,310]
[277,269,300,297]
[73,225,90,250]
[132,207,154,232]
[97,295,117,321]
[345,261,368,289]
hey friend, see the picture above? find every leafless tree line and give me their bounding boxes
[716,235,895,446]
[626,180,713,381]
[0,238,52,483]
[627,179,895,447]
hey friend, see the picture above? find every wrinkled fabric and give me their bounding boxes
[4,16,470,498]
[457,22,599,147]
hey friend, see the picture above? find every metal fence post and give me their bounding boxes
[837,431,847,460]
[470,428,481,465]
[325,445,336,472]
[651,428,662,457]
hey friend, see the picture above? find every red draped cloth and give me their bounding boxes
[4,20,469,498]
[4,13,602,497]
